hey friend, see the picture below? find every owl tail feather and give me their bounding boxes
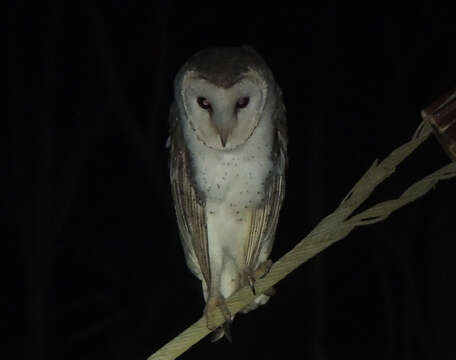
[211,322,232,343]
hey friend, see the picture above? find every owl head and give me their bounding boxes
[173,46,281,151]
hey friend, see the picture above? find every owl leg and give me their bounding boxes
[204,292,232,331]
[201,280,232,341]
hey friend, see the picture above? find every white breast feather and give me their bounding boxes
[184,113,274,208]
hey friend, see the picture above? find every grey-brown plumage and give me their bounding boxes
[168,46,287,340]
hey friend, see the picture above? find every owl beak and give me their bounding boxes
[219,129,229,148]
[213,114,233,148]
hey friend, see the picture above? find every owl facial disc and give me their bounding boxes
[181,70,268,151]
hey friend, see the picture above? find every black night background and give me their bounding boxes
[7,2,456,359]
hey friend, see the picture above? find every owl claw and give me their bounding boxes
[211,322,232,343]
[204,294,232,331]
[244,259,273,295]
[254,259,273,279]
[263,286,276,297]
[248,276,256,295]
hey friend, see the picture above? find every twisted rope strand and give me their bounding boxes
[149,121,455,360]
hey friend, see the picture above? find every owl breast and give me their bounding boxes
[187,116,274,211]
[196,151,271,207]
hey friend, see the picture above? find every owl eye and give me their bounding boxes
[197,97,211,110]
[236,97,250,109]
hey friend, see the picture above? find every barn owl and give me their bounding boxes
[168,46,287,341]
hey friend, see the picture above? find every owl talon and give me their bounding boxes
[254,259,273,279]
[204,294,232,331]
[242,269,257,295]
[211,322,232,343]
[243,259,273,294]
[263,286,276,297]
[248,276,256,295]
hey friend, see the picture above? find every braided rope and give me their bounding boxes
[149,121,456,359]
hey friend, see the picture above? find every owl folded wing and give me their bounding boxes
[244,175,285,269]
[169,107,211,287]
[244,104,287,269]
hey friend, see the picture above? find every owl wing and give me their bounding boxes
[168,104,211,286]
[244,99,288,269]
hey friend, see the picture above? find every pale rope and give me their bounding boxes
[149,120,456,360]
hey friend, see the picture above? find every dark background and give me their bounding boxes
[7,1,456,359]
